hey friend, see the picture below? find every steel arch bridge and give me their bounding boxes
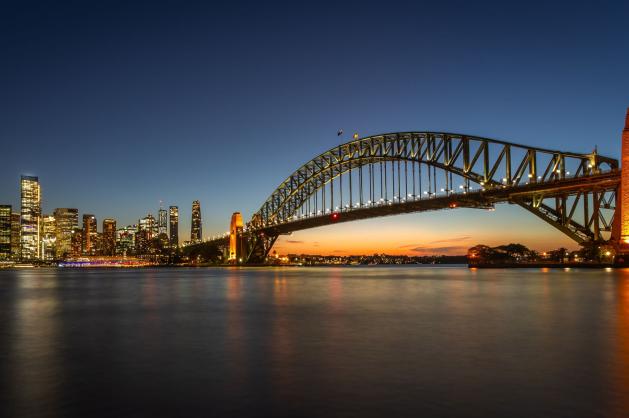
[204,132,621,263]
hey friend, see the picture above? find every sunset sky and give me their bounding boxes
[1,1,628,255]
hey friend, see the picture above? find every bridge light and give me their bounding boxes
[566,171,570,175]
[538,176,542,180]
[459,185,464,189]
[440,188,445,192]
[502,178,507,182]
[528,173,533,178]
[330,212,340,222]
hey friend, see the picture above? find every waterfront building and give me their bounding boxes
[169,206,179,249]
[158,207,167,236]
[82,214,98,255]
[40,214,56,261]
[135,228,149,255]
[102,219,116,256]
[191,200,202,243]
[70,228,82,258]
[20,175,41,260]
[10,212,20,260]
[0,205,11,260]
[53,208,78,260]
[115,225,136,256]
[139,214,156,240]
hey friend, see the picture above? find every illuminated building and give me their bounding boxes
[10,212,20,260]
[102,219,116,256]
[619,109,629,249]
[0,205,11,260]
[139,214,156,239]
[158,207,167,236]
[82,214,98,255]
[70,228,82,258]
[116,225,136,256]
[20,175,41,260]
[53,208,78,260]
[191,200,202,243]
[169,206,179,249]
[40,214,56,261]
[229,212,244,262]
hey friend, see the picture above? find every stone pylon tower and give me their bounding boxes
[229,212,244,262]
[614,108,629,253]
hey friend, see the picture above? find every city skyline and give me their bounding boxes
[1,2,628,255]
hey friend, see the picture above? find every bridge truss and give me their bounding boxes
[243,133,619,262]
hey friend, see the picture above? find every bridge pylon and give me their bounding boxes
[613,108,629,260]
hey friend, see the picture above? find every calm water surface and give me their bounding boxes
[1,266,629,417]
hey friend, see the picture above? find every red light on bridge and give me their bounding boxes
[449,202,457,208]
[330,212,340,222]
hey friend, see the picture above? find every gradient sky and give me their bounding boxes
[1,1,628,255]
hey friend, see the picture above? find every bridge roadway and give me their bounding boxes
[188,170,619,259]
[240,170,618,236]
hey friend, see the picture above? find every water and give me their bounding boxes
[1,266,629,417]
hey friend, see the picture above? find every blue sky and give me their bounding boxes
[1,1,628,252]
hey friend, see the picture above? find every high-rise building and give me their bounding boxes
[158,206,167,236]
[20,175,41,260]
[10,212,20,260]
[169,206,179,249]
[116,225,136,256]
[53,208,78,260]
[0,205,11,260]
[191,200,202,243]
[102,219,116,256]
[139,214,156,239]
[82,214,98,255]
[70,228,82,258]
[40,214,56,261]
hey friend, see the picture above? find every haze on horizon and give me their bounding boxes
[1,1,628,255]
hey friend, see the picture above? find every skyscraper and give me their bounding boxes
[20,175,41,260]
[169,206,179,249]
[40,214,56,261]
[102,219,116,256]
[70,228,82,258]
[158,206,167,236]
[10,212,20,260]
[54,208,78,260]
[82,214,98,255]
[191,200,202,243]
[0,205,11,260]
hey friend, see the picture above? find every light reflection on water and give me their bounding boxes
[1,266,629,417]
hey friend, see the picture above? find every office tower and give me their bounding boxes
[191,200,202,243]
[53,208,78,260]
[20,175,41,260]
[10,212,20,260]
[229,212,244,262]
[82,214,98,255]
[169,206,179,249]
[70,228,82,258]
[139,214,156,239]
[116,225,136,256]
[158,207,167,236]
[40,214,56,261]
[0,205,11,260]
[102,219,116,256]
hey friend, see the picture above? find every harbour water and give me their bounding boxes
[1,266,629,417]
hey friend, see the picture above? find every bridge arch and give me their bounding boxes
[241,132,618,262]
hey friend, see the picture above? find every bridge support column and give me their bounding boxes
[613,108,629,262]
[229,212,244,263]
